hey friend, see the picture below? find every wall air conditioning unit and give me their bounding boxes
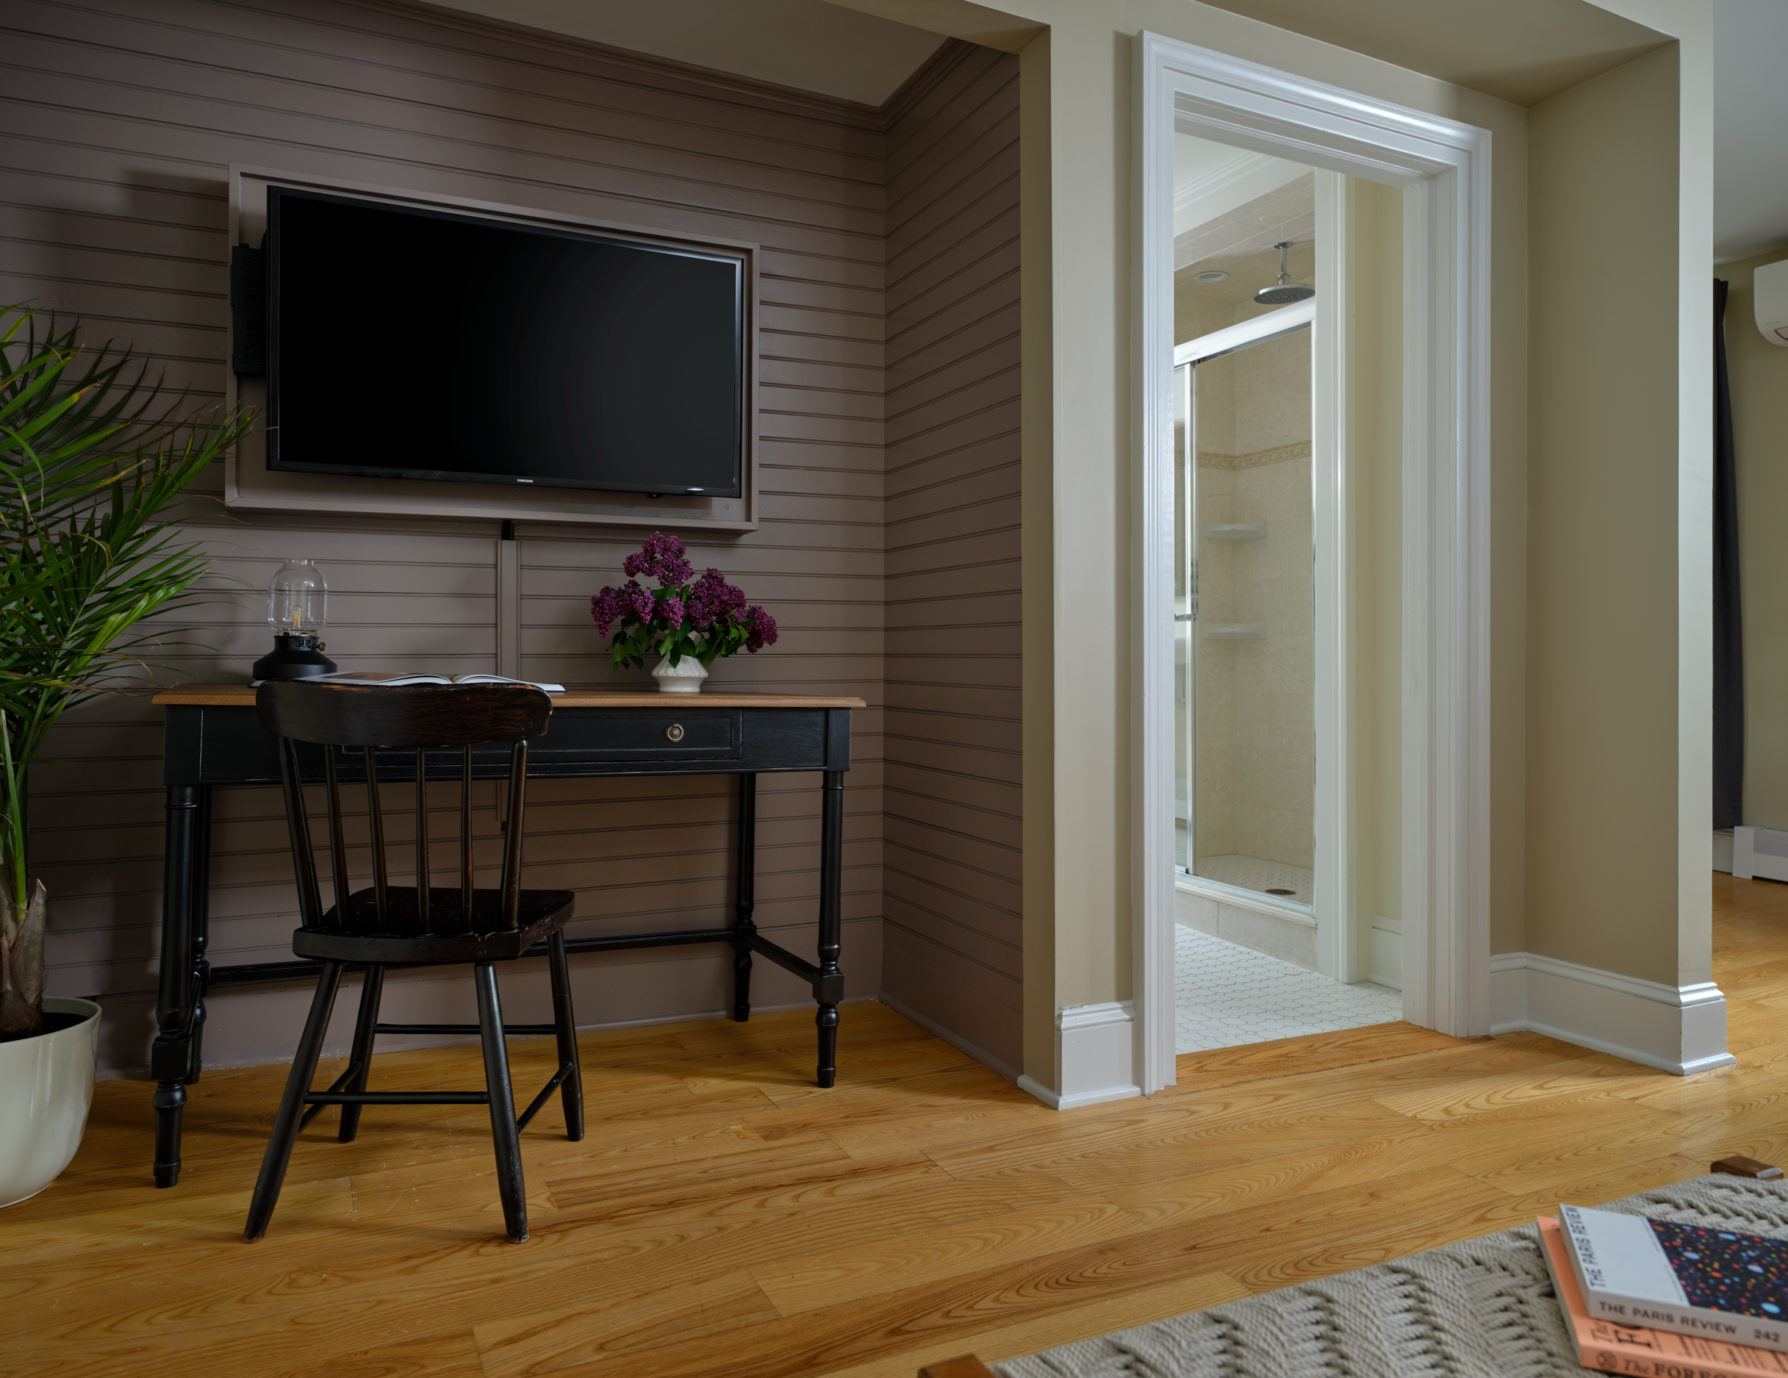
[1757,259,1788,346]
[1734,826,1788,882]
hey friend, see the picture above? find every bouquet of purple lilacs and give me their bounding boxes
[589,531,778,674]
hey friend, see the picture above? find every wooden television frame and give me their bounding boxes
[226,166,761,532]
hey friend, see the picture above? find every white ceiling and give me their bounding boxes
[417,0,945,106]
[1714,0,1788,261]
[1186,0,1788,258]
[1173,135,1308,238]
[1189,0,1668,106]
[420,0,1788,259]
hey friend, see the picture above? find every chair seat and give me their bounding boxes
[292,887,576,965]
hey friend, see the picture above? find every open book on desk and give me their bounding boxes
[250,672,565,693]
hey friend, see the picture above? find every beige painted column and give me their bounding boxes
[1723,252,1788,831]
[1018,29,1060,1088]
[1526,4,1715,997]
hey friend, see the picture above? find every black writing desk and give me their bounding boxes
[149,685,861,1188]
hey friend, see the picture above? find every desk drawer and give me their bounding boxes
[534,708,742,765]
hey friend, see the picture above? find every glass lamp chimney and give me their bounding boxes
[252,558,337,681]
[268,558,327,638]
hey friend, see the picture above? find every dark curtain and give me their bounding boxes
[1714,278,1744,829]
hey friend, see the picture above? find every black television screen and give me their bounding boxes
[265,186,746,497]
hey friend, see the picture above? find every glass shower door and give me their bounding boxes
[1176,322,1315,906]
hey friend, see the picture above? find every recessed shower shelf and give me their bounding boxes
[1201,522,1266,540]
[1201,623,1265,641]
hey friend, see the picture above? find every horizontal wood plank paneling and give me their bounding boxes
[6,0,891,1071]
[878,46,1023,1074]
[12,10,1023,1082]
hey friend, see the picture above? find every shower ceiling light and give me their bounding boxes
[1193,269,1228,283]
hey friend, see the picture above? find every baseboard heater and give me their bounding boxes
[1732,826,1788,882]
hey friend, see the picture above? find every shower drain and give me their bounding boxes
[1265,887,1296,896]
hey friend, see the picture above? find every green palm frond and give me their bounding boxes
[0,303,253,915]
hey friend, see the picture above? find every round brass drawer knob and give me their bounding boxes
[665,723,685,743]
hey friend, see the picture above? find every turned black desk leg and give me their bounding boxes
[151,784,200,1187]
[186,785,213,1084]
[815,770,845,1088]
[731,773,757,1022]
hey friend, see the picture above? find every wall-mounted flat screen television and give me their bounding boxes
[266,186,746,498]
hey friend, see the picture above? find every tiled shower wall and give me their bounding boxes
[5,0,1019,1075]
[1192,331,1314,872]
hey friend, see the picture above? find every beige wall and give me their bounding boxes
[840,0,1532,1083]
[1581,0,1715,990]
[1016,28,1058,1084]
[879,46,1025,1072]
[1723,250,1788,832]
[839,0,1731,1088]
[9,3,1022,1073]
[1525,39,1710,985]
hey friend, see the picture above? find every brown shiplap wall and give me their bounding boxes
[4,0,894,1070]
[878,49,1024,1074]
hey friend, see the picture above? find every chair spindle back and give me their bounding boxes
[256,682,552,937]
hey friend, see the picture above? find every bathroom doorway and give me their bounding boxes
[1168,141,1402,1054]
[1135,33,1495,1093]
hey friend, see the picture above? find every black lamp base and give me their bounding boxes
[252,632,338,681]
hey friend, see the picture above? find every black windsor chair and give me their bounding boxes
[244,681,582,1243]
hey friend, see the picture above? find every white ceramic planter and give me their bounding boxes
[0,996,100,1208]
[651,654,709,694]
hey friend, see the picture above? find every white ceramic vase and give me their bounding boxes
[0,995,100,1207]
[651,654,709,694]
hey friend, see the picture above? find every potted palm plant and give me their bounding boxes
[0,304,249,1205]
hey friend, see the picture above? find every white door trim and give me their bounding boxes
[1134,33,1493,1093]
[1311,166,1350,985]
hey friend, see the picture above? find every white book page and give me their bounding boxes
[1561,1205,1687,1305]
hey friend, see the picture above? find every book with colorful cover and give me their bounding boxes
[1558,1204,1788,1355]
[1540,1217,1788,1378]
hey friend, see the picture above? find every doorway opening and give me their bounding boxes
[1168,143,1402,1054]
[1135,34,1494,1092]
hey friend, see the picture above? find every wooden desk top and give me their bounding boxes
[151,684,865,710]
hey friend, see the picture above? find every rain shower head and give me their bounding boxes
[1254,241,1314,305]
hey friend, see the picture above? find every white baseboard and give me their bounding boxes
[1489,951,1734,1076]
[878,990,1020,1084]
[1018,1001,1142,1110]
[1369,915,1402,990]
[1713,829,1733,875]
[1732,825,1788,882]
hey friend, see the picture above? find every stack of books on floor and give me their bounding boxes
[1539,1203,1788,1377]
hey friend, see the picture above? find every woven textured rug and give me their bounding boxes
[994,1174,1788,1378]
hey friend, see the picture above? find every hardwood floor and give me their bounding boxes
[7,878,1788,1378]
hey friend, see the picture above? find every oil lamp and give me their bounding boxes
[251,558,337,681]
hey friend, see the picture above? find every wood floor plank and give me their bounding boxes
[555,1171,1507,1378]
[814,1270,1253,1378]
[473,1269,779,1378]
[1164,1020,1469,1094]
[1369,1049,1656,1121]
[750,1196,1142,1317]
[3,879,1780,1378]
[928,1092,1419,1192]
